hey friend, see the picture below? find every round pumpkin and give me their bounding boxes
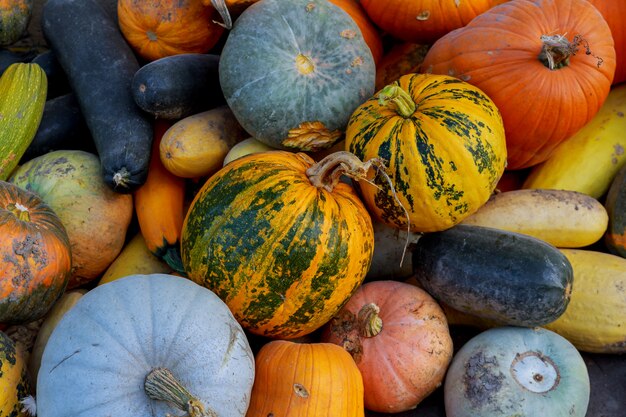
[219,0,376,152]
[586,0,626,85]
[0,330,31,417]
[0,0,32,46]
[247,340,365,417]
[322,280,453,413]
[181,150,375,339]
[445,326,590,417]
[0,180,71,324]
[420,0,616,170]
[36,274,255,417]
[358,0,499,45]
[345,73,507,233]
[10,150,134,288]
[117,0,225,62]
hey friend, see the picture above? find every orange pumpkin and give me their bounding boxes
[587,0,626,85]
[247,340,364,417]
[374,42,430,91]
[420,0,616,169]
[0,181,72,324]
[117,0,225,62]
[322,280,453,413]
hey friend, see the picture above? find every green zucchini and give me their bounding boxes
[412,224,573,327]
[41,0,153,193]
[131,53,224,119]
[0,62,47,180]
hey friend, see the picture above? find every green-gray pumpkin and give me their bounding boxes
[218,0,375,152]
[445,326,590,417]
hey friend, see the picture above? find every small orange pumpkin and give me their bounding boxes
[246,340,365,417]
[322,280,453,413]
[0,181,72,324]
[117,0,225,62]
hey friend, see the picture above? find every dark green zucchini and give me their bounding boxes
[20,93,95,163]
[132,53,225,119]
[605,164,626,257]
[41,0,153,193]
[0,49,32,75]
[412,224,573,327]
[31,50,71,99]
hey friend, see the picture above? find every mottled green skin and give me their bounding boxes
[0,331,31,417]
[605,164,626,257]
[219,0,375,151]
[181,152,374,339]
[0,0,33,46]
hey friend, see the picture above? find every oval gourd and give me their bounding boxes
[544,249,626,354]
[445,327,590,417]
[181,151,375,339]
[460,189,608,248]
[246,340,364,417]
[36,274,255,417]
[421,0,615,170]
[159,106,248,178]
[10,150,134,288]
[522,82,626,198]
[0,330,31,417]
[322,280,453,413]
[605,164,626,257]
[222,137,274,166]
[412,224,573,327]
[345,73,507,233]
[0,181,72,324]
[219,0,375,152]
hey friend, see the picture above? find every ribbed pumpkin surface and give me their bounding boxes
[345,73,506,233]
[181,151,374,339]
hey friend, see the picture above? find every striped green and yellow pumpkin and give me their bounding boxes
[345,73,507,233]
[0,330,31,417]
[180,150,375,339]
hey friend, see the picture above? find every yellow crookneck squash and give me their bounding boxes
[345,73,507,233]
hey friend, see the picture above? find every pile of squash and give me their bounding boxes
[0,0,625,416]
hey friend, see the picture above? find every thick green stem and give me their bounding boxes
[358,303,383,338]
[378,85,416,117]
[144,368,217,417]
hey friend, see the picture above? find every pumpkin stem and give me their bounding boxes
[378,84,416,117]
[7,202,30,222]
[305,151,385,192]
[357,303,383,337]
[210,0,233,29]
[538,33,603,70]
[144,368,218,417]
[112,167,131,190]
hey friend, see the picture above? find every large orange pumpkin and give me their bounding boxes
[420,0,616,169]
[587,0,626,85]
[246,340,364,417]
[0,181,71,324]
[117,0,225,62]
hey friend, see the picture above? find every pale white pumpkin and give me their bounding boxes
[36,274,255,417]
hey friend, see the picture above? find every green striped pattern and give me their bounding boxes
[346,73,507,232]
[181,151,374,339]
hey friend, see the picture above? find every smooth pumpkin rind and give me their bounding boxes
[181,151,374,339]
[346,73,507,233]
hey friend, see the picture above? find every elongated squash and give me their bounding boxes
[134,120,186,272]
[605,164,626,257]
[544,249,626,353]
[0,62,47,180]
[523,83,626,198]
[461,189,608,248]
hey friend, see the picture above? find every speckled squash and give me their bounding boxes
[0,330,31,417]
[345,73,507,233]
[0,181,72,324]
[181,150,375,339]
[219,0,375,152]
[0,0,33,46]
[445,327,590,417]
[605,164,626,257]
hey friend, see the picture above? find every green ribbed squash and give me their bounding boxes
[181,150,374,339]
[345,73,507,233]
[218,0,375,152]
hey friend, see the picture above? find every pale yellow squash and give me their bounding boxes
[222,137,274,166]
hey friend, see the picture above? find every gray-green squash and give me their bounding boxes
[218,0,375,152]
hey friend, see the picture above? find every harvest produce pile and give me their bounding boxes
[1,0,625,416]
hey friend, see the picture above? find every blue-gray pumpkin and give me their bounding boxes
[218,0,375,152]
